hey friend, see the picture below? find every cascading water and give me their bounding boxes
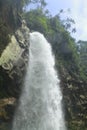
[12,32,66,130]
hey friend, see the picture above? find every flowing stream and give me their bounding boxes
[12,32,66,130]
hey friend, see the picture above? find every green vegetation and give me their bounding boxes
[24,6,86,80]
[0,0,87,129]
[77,41,87,79]
[0,0,47,55]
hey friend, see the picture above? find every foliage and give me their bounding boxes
[24,6,87,81]
[76,41,87,80]
[24,8,48,34]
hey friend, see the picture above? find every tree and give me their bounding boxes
[39,0,47,9]
[24,8,48,34]
[77,41,87,78]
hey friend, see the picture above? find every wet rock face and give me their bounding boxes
[59,66,87,129]
[0,20,30,98]
[0,98,16,121]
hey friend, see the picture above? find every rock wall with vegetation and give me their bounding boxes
[0,22,30,128]
[0,0,87,130]
[0,0,30,128]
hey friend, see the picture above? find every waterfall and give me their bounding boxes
[12,32,66,130]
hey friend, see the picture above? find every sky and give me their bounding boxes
[45,0,87,41]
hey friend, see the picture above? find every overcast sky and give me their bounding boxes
[45,0,87,41]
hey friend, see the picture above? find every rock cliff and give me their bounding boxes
[0,20,30,124]
[59,65,87,129]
